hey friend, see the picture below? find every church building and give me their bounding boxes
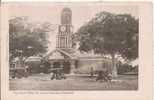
[44,8,114,75]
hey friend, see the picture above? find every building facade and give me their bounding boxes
[45,7,113,75]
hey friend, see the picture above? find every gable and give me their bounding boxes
[44,48,77,60]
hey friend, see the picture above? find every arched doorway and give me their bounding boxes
[63,61,71,74]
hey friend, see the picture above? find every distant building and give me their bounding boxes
[45,8,115,75]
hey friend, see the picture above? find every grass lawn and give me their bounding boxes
[9,74,138,90]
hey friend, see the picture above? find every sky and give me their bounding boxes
[8,3,138,51]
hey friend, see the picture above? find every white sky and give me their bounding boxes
[8,3,138,51]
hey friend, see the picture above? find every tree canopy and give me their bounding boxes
[75,11,138,61]
[9,17,51,59]
[75,11,138,77]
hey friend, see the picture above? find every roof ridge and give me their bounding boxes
[57,48,77,59]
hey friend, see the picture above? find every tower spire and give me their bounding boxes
[61,7,72,25]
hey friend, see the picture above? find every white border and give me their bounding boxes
[0,2,153,100]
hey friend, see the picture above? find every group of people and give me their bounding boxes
[11,62,111,82]
[11,64,30,79]
[96,70,112,81]
[90,67,112,82]
[50,68,66,80]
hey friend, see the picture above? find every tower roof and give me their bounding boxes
[61,7,72,25]
[62,7,72,13]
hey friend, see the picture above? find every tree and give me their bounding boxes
[75,12,138,77]
[9,17,51,60]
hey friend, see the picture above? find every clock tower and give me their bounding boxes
[56,7,73,48]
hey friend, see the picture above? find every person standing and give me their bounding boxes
[96,70,103,81]
[12,69,17,79]
[90,67,94,77]
[24,64,29,78]
[51,69,58,80]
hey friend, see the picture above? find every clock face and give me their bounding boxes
[60,26,66,32]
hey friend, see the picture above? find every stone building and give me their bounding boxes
[44,7,113,75]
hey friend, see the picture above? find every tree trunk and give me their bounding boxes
[111,53,118,78]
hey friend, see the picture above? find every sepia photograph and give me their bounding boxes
[1,1,154,100]
[8,3,139,91]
